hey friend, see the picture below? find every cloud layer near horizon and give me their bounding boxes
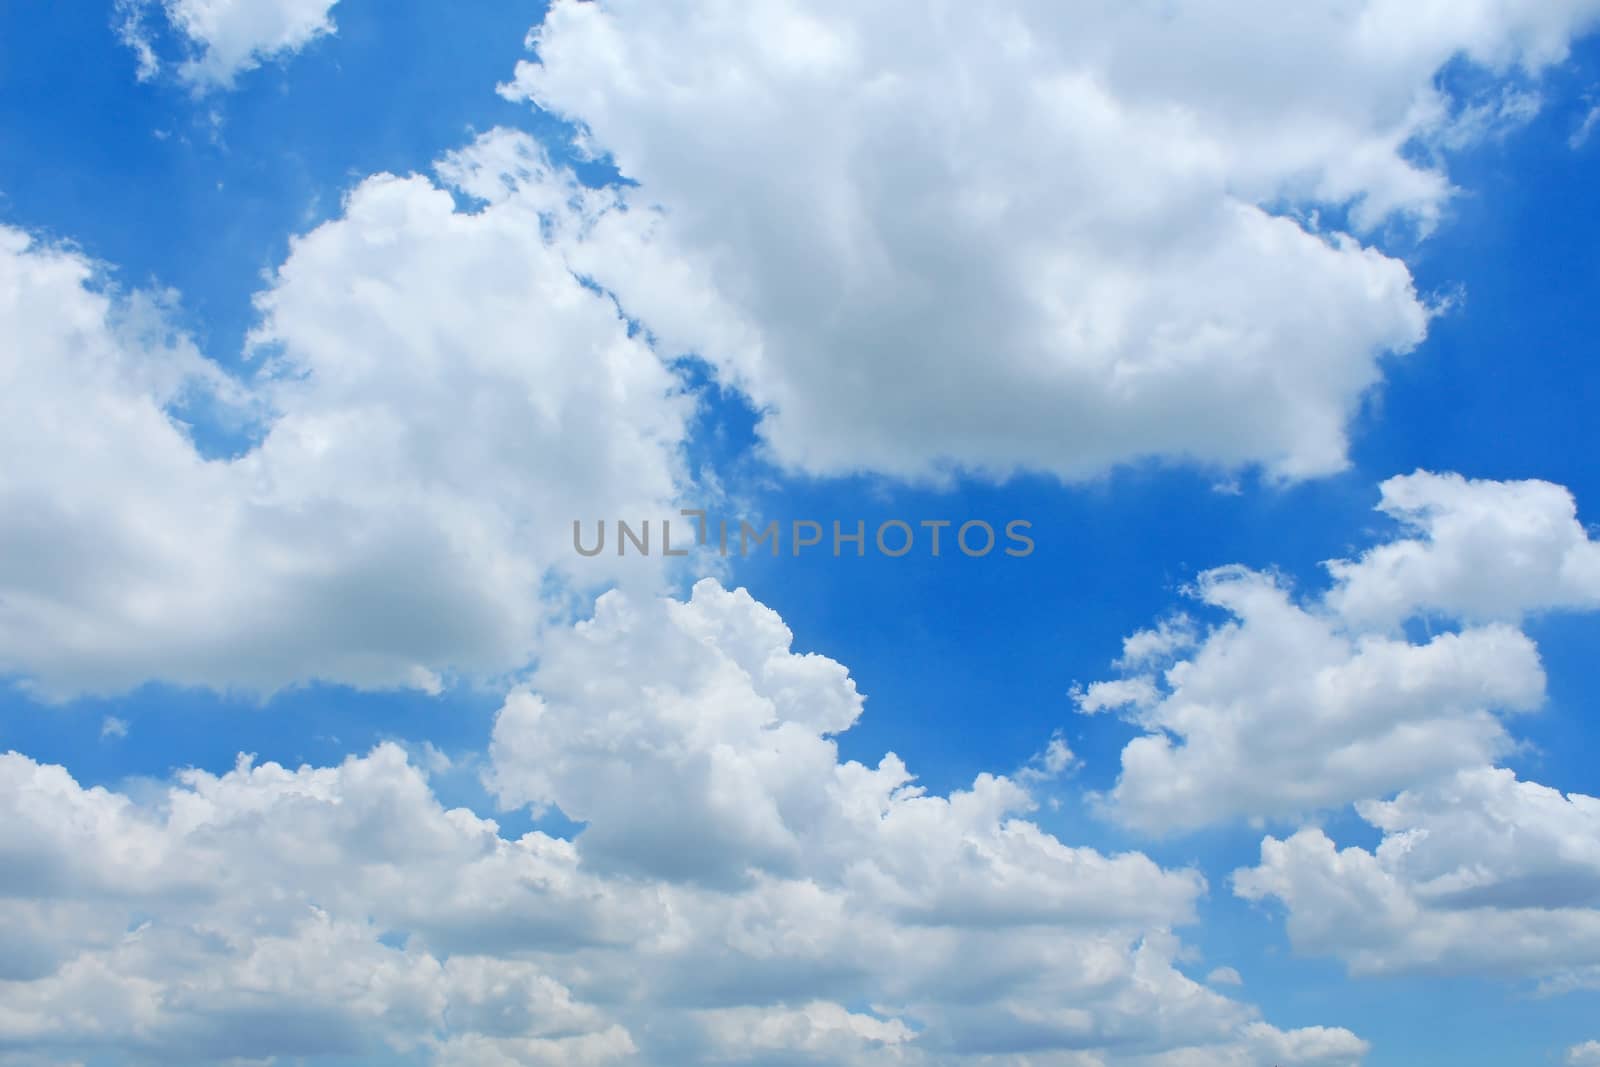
[0,580,1367,1067]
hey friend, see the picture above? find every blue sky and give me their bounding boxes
[3,3,1600,1066]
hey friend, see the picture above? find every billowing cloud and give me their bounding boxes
[0,581,1366,1066]
[1075,567,1545,833]
[1325,470,1600,627]
[489,580,1201,916]
[499,0,1600,483]
[1076,471,1600,832]
[117,0,340,88]
[1235,767,1600,987]
[0,743,638,1064]
[0,143,689,699]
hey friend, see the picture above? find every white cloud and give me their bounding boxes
[117,0,340,89]
[1570,1041,1600,1066]
[1057,468,1600,999]
[1115,617,1199,671]
[0,742,648,1062]
[1076,564,1545,833]
[1326,470,1600,627]
[497,0,1600,483]
[1235,767,1600,985]
[114,1,161,83]
[1205,967,1244,988]
[0,581,1366,1066]
[0,143,690,699]
[1076,471,1600,832]
[1016,733,1078,785]
[489,579,1200,920]
[692,1003,916,1063]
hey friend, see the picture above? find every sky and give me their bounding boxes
[2,2,1600,1065]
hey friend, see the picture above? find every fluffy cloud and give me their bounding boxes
[0,145,689,698]
[1067,477,1600,1003]
[489,579,1201,917]
[1325,471,1600,626]
[1234,767,1600,986]
[0,581,1366,1066]
[1075,565,1545,832]
[117,0,339,88]
[0,743,638,1063]
[498,0,1600,483]
[1076,471,1600,832]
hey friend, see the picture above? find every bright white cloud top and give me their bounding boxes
[1079,471,1600,832]
[0,160,689,698]
[1325,471,1600,625]
[502,0,1600,482]
[19,0,1600,697]
[1078,564,1546,832]
[1237,767,1600,986]
[4,2,1600,1064]
[119,0,340,87]
[0,580,1367,1066]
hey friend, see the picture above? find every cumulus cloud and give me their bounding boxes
[1325,470,1600,626]
[0,581,1367,1066]
[489,580,1199,921]
[1043,455,1600,1005]
[1075,566,1545,833]
[0,142,690,699]
[1235,767,1600,987]
[1571,1041,1600,1066]
[1075,471,1600,832]
[117,0,340,88]
[496,0,1600,483]
[0,744,637,1064]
